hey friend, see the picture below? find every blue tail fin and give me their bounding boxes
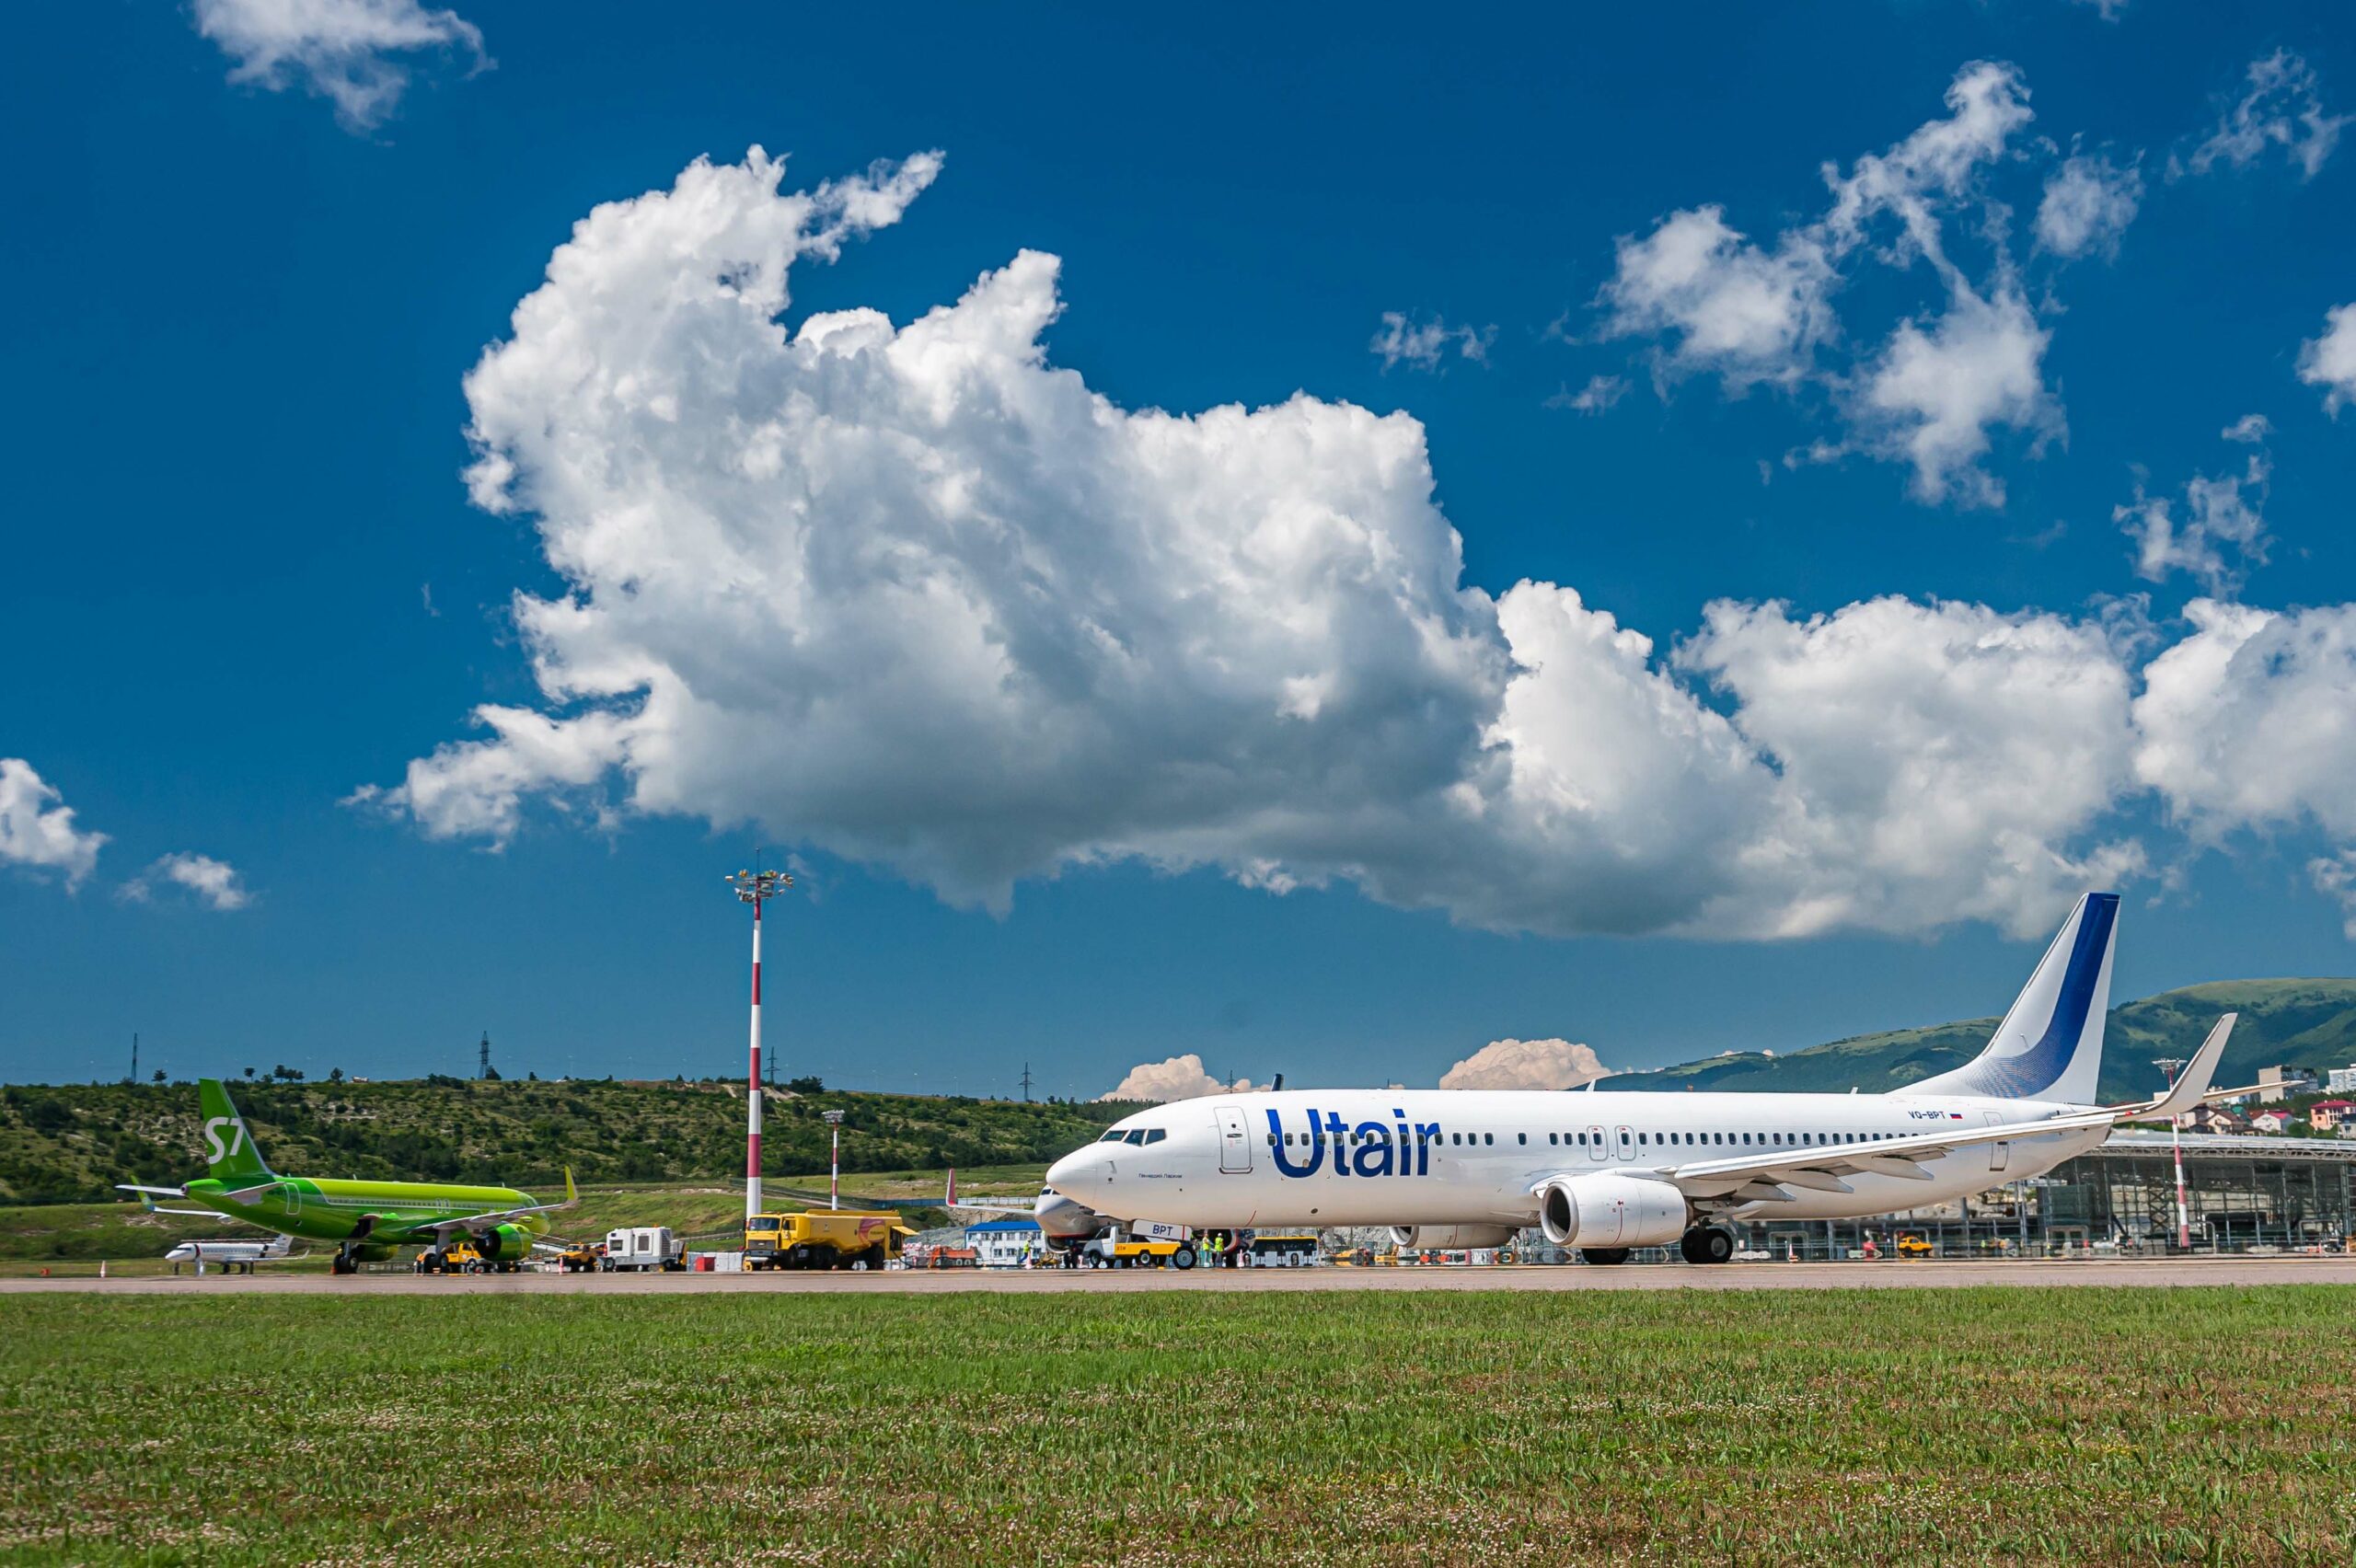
[1907,893,2119,1103]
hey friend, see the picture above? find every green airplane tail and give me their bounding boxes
[196,1079,275,1183]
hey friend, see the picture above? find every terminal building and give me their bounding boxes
[1720,1132,2356,1260]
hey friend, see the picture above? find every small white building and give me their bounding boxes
[965,1217,1044,1267]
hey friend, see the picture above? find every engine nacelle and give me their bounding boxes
[1388,1225,1520,1251]
[476,1223,534,1261]
[1035,1189,1108,1245]
[1536,1174,1689,1249]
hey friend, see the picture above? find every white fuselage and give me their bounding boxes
[1041,1088,2108,1234]
[167,1237,289,1265]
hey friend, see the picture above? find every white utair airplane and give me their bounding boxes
[165,1232,304,1275]
[1039,893,2238,1263]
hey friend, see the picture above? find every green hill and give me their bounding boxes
[0,1076,1134,1205]
[1610,978,2356,1101]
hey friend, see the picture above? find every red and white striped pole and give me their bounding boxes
[728,868,791,1227]
[747,898,765,1223]
[823,1109,846,1211]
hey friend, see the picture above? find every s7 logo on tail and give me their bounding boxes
[202,1116,247,1164]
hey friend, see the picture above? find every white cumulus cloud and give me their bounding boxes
[2133,600,2356,843]
[1600,61,2060,508]
[1439,1038,1609,1090]
[1547,375,1628,414]
[1100,1055,1254,1102]
[2177,50,2348,182]
[193,0,487,133]
[2298,303,2356,416]
[363,145,2356,946]
[2115,421,2270,594]
[0,758,108,889]
[2312,851,2356,940]
[1371,312,1496,372]
[1676,596,2146,939]
[124,853,254,912]
[2035,153,2142,260]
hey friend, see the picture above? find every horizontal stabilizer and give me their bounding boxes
[2121,1013,2235,1122]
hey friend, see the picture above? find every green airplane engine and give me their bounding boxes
[477,1222,536,1262]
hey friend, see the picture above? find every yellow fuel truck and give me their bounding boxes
[743,1211,914,1271]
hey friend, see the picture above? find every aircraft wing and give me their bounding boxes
[416,1169,580,1240]
[116,1183,243,1221]
[1656,1107,2119,1201]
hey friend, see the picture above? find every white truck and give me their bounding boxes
[602,1227,686,1272]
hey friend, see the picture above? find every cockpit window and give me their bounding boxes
[1099,1130,1127,1143]
[1143,1129,1167,1145]
[1123,1129,1149,1145]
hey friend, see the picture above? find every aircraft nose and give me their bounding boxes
[1045,1146,1112,1197]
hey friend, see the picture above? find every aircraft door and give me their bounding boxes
[1215,1105,1253,1174]
[1615,1125,1635,1162]
[1586,1125,1607,1165]
[1982,1112,2010,1173]
[282,1182,299,1218]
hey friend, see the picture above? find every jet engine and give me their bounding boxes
[1034,1188,1109,1249]
[1535,1174,1688,1249]
[1388,1224,1520,1251]
[476,1223,535,1261]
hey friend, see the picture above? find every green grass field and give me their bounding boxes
[4,1288,2350,1564]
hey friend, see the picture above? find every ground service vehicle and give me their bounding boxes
[602,1227,685,1272]
[1896,1233,1934,1258]
[557,1241,599,1274]
[743,1211,911,1271]
[1080,1234,1194,1269]
[415,1239,517,1274]
[1241,1233,1321,1266]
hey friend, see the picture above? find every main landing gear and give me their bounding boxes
[331,1245,360,1275]
[1578,1248,1632,1265]
[1678,1227,1736,1265]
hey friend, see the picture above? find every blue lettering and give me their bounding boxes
[1323,1111,1350,1177]
[1415,1121,1439,1176]
[1351,1122,1393,1178]
[1267,1108,1323,1177]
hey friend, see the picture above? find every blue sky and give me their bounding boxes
[6,2,2356,1096]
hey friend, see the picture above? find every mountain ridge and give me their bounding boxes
[1604,977,2356,1101]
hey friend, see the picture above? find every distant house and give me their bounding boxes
[2246,1108,2294,1135]
[2178,1105,2247,1136]
[2327,1066,2356,1095]
[2311,1099,2356,1133]
[965,1217,1044,1267]
[2257,1066,2315,1103]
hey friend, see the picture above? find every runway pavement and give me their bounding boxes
[6,1256,2351,1295]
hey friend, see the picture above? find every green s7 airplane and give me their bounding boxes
[121,1078,575,1274]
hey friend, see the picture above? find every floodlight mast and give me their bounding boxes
[727,868,792,1225]
[2154,1056,2191,1251]
[823,1109,846,1211]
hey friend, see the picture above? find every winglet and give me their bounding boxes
[2135,1013,2235,1122]
[561,1167,578,1209]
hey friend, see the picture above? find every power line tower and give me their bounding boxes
[479,1032,492,1080]
[1020,1062,1034,1102]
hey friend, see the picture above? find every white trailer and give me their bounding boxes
[602,1227,685,1272]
